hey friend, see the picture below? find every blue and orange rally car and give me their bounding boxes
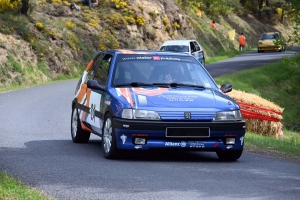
[71,50,246,161]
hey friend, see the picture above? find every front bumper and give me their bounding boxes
[113,118,246,151]
[258,45,281,51]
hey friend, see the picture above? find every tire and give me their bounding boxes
[102,113,118,159]
[257,49,261,53]
[71,106,91,143]
[216,150,243,161]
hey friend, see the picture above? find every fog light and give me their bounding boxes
[134,138,146,145]
[225,138,235,145]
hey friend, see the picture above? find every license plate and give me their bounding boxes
[166,127,210,137]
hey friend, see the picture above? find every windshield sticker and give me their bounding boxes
[120,56,193,62]
[158,94,198,102]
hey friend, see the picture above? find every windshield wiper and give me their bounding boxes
[169,82,206,89]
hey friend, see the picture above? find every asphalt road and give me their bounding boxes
[206,46,300,77]
[0,48,300,200]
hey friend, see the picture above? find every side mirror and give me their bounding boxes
[220,83,232,93]
[87,80,105,91]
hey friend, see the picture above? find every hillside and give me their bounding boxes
[0,0,295,88]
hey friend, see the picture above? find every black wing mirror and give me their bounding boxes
[87,80,105,91]
[220,84,232,93]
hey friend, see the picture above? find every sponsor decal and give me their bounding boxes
[190,141,205,148]
[153,56,160,60]
[159,57,193,62]
[226,145,233,149]
[240,136,244,145]
[214,141,219,148]
[224,134,237,137]
[184,112,191,119]
[136,56,152,60]
[115,104,121,117]
[180,141,186,147]
[123,124,129,128]
[90,103,96,121]
[105,94,112,105]
[120,134,127,144]
[132,134,148,137]
[165,141,186,147]
[158,94,198,102]
[134,145,142,149]
[160,57,181,61]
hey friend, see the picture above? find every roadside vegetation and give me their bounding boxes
[215,52,300,161]
[0,172,52,200]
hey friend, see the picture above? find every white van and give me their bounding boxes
[159,40,205,66]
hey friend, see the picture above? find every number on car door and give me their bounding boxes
[84,53,113,134]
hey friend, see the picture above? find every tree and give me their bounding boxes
[20,0,29,15]
[289,0,300,45]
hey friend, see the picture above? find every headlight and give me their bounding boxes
[214,110,242,121]
[122,109,161,120]
[258,42,263,45]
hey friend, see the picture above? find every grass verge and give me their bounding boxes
[0,172,52,200]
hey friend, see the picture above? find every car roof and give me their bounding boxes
[161,40,196,46]
[262,32,280,35]
[103,49,190,56]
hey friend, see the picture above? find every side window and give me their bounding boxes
[85,53,104,83]
[160,46,166,51]
[94,54,113,86]
[193,42,200,51]
[190,42,196,53]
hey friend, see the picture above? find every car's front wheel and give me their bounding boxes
[102,113,118,159]
[216,150,243,161]
[71,106,91,143]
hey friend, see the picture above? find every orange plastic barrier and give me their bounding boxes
[237,101,282,122]
[237,102,282,115]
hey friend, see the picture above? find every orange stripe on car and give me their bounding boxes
[120,88,134,107]
[77,84,87,103]
[85,60,94,72]
[85,88,92,107]
[81,122,92,132]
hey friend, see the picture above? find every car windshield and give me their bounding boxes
[261,33,279,40]
[112,54,217,89]
[162,45,189,53]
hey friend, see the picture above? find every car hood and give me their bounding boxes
[115,87,239,111]
[258,39,275,45]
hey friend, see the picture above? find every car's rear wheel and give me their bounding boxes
[71,106,91,143]
[102,113,118,159]
[216,150,243,161]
